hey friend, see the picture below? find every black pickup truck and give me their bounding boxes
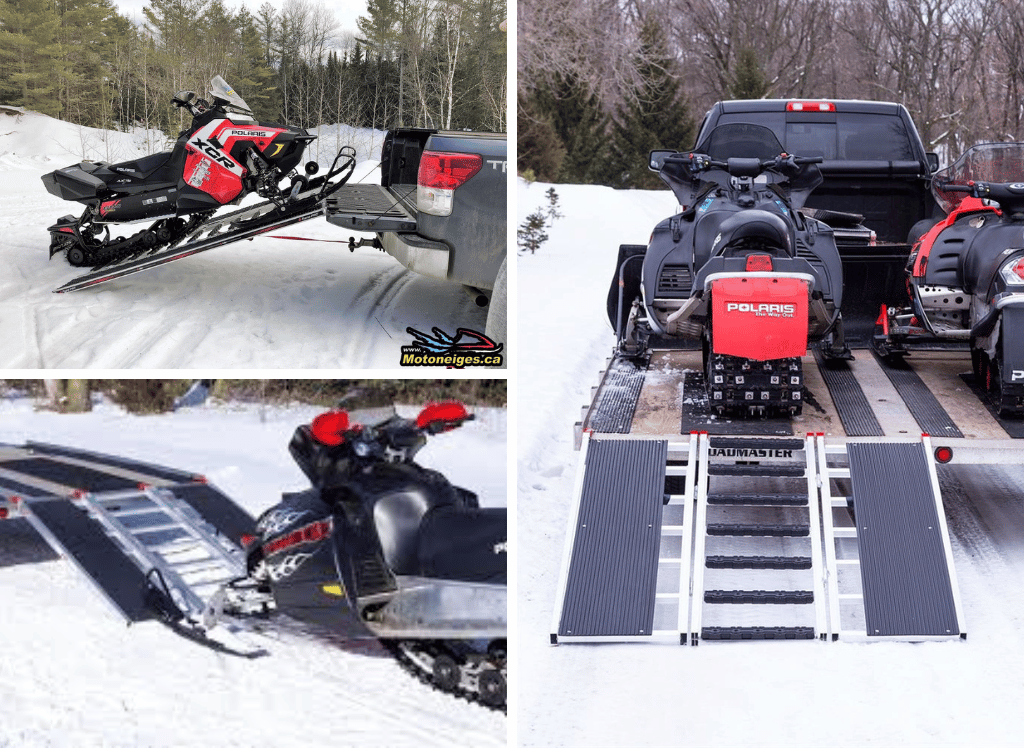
[326,128,507,345]
[692,99,940,341]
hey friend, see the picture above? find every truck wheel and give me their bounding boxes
[485,256,507,351]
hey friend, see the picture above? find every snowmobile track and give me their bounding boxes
[382,639,507,714]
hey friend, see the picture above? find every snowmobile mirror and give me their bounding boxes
[172,91,196,108]
[649,150,674,172]
[311,410,351,446]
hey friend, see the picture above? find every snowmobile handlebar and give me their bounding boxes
[690,152,823,178]
[937,180,1024,200]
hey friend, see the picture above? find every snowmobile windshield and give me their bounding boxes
[349,405,399,428]
[697,123,785,162]
[209,76,254,119]
[660,123,823,209]
[932,142,1024,214]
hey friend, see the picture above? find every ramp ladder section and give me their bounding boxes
[551,433,697,643]
[24,486,247,626]
[690,433,827,644]
[816,435,966,641]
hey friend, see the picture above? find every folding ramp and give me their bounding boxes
[689,434,827,645]
[815,435,967,641]
[550,433,699,644]
[0,443,259,648]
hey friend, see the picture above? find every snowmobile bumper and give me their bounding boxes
[359,576,507,639]
[41,162,107,201]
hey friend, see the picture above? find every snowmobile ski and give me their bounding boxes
[53,189,329,293]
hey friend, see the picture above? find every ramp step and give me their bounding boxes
[702,626,816,640]
[707,437,805,451]
[707,465,805,477]
[706,555,812,570]
[707,523,809,537]
[707,493,807,506]
[705,589,814,604]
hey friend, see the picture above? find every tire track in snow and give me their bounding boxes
[340,264,416,367]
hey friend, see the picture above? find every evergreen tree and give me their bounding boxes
[599,19,694,189]
[731,47,770,99]
[516,90,565,182]
[0,0,65,116]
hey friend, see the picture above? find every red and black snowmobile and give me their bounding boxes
[221,400,507,709]
[41,76,355,292]
[609,123,852,416]
[873,142,1024,416]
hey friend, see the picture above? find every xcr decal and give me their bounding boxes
[188,135,238,171]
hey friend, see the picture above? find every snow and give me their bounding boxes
[0,395,506,748]
[516,176,1024,747]
[0,108,487,368]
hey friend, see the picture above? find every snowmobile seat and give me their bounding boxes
[715,210,795,258]
[417,505,506,584]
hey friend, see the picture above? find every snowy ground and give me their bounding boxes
[0,108,487,368]
[0,395,506,748]
[516,177,1024,747]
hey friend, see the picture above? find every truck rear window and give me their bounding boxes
[715,112,915,161]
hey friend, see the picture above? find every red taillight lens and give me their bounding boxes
[311,410,350,446]
[786,101,836,112]
[263,518,333,557]
[934,446,953,464]
[416,401,469,431]
[0,507,9,520]
[746,254,774,272]
[240,534,258,547]
[418,151,482,190]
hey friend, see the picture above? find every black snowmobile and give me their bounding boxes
[41,76,355,292]
[873,142,1024,416]
[227,401,507,709]
[608,122,853,416]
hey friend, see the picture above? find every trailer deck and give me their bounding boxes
[553,344,999,647]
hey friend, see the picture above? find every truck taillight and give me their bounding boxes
[417,150,482,216]
[786,101,836,112]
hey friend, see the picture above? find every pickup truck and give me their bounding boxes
[691,99,940,343]
[325,128,507,346]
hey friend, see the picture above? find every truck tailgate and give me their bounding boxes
[325,184,417,233]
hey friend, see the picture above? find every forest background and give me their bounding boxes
[0,0,506,138]
[519,0,1024,187]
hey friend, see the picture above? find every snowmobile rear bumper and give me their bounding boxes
[41,162,107,201]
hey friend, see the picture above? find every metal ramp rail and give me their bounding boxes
[815,435,967,641]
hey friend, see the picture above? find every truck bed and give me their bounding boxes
[578,348,1023,459]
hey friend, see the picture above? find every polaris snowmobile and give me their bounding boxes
[608,122,852,416]
[873,142,1024,416]
[41,76,355,292]
[225,401,507,709]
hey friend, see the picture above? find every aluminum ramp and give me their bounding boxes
[0,444,260,649]
[551,434,699,643]
[690,434,826,644]
[816,435,966,640]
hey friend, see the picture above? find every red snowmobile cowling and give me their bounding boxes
[711,275,810,360]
